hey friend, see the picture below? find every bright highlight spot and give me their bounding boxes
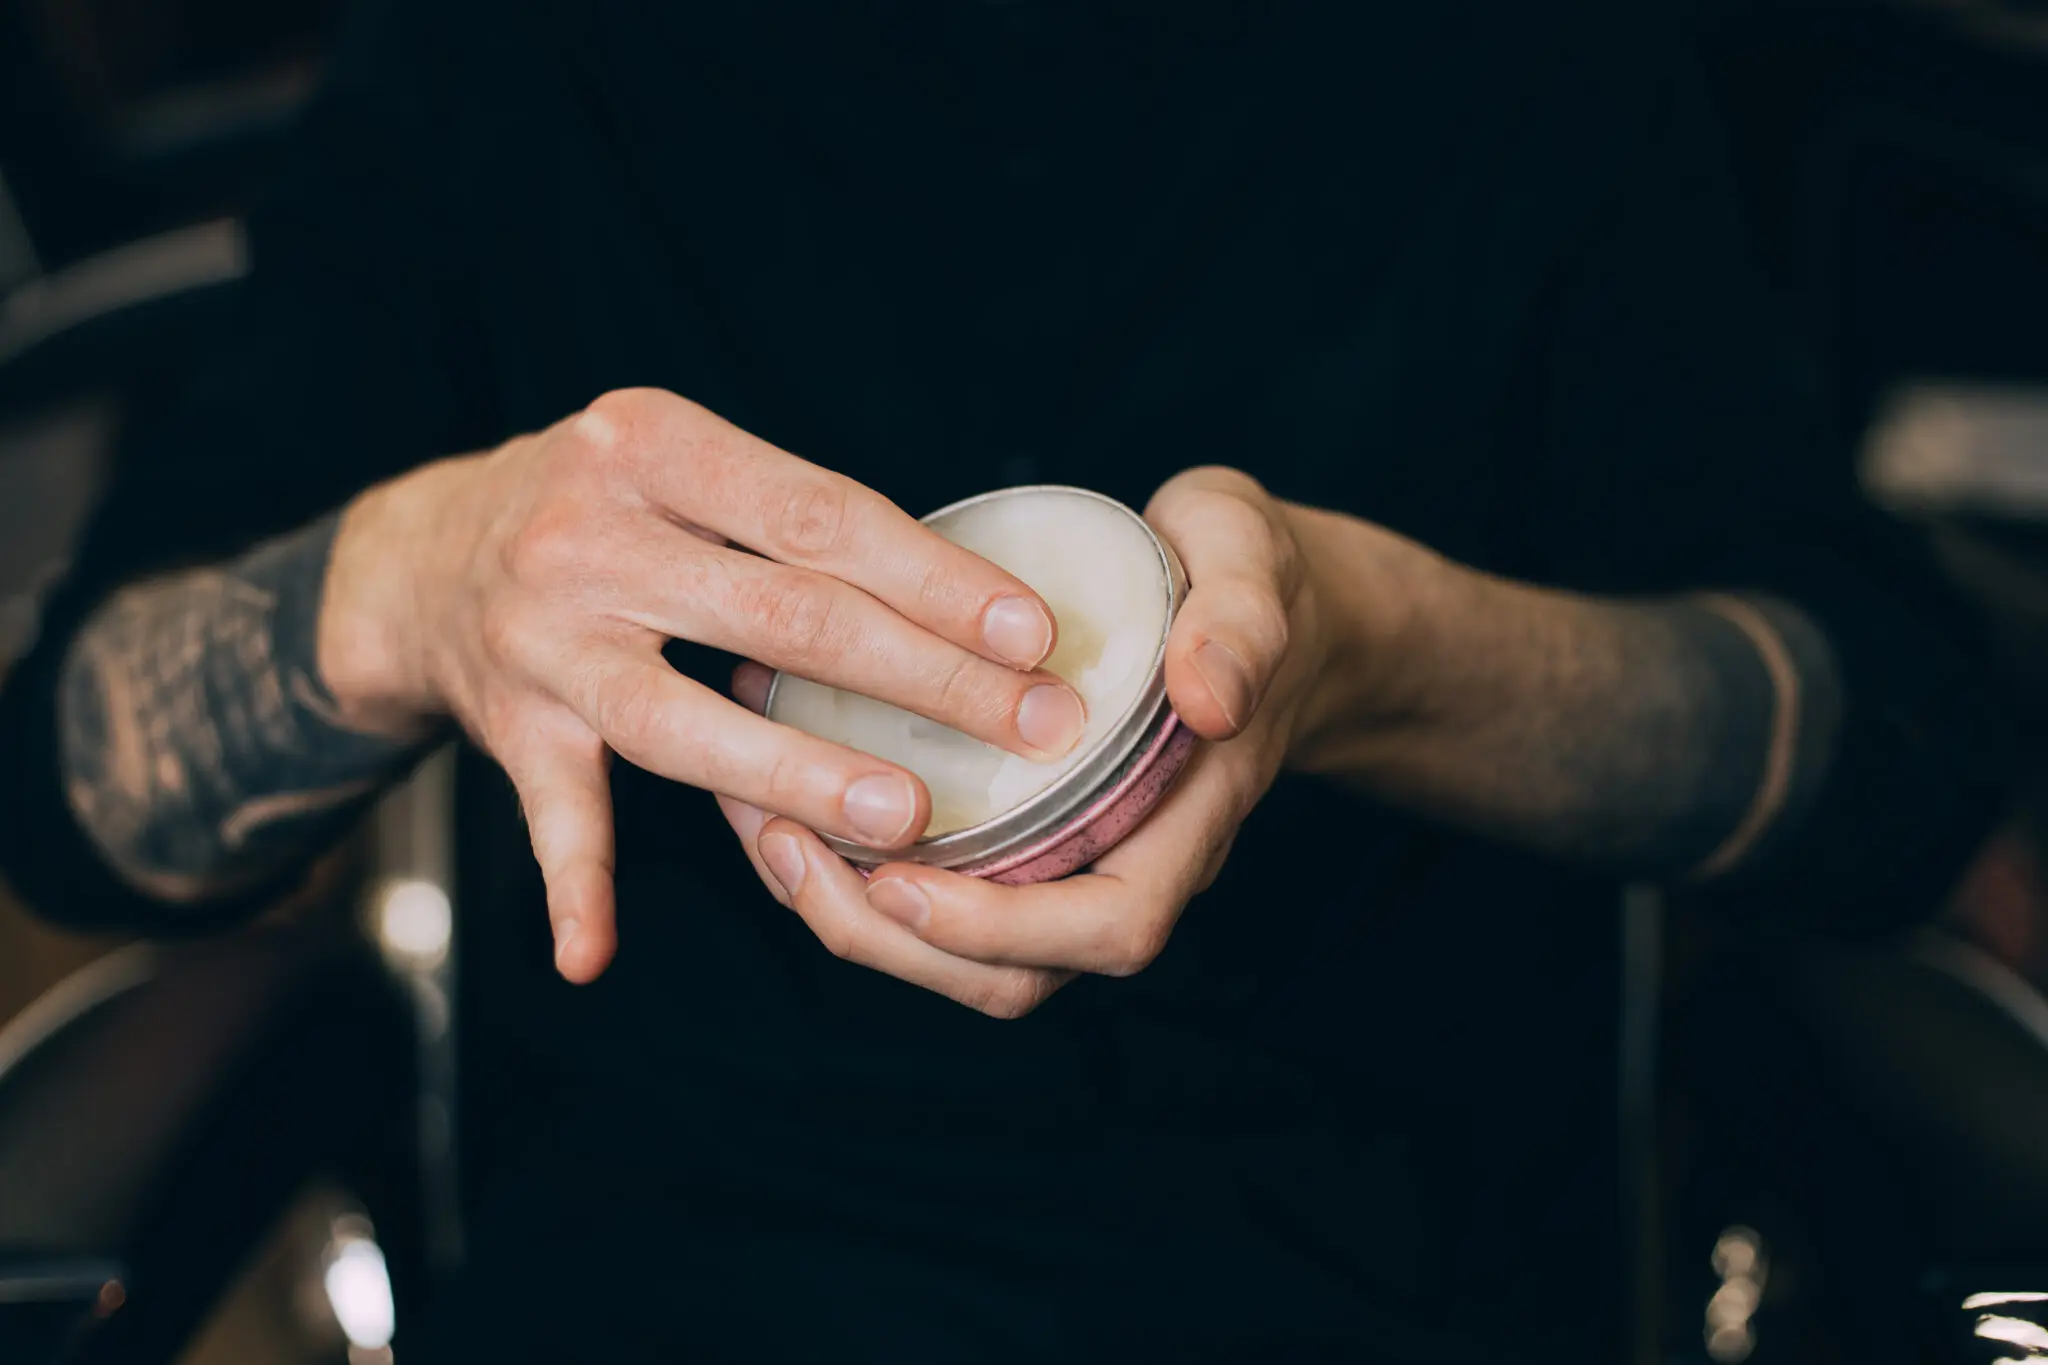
[1977,1315,2048,1354]
[324,1237,395,1350]
[376,878,452,968]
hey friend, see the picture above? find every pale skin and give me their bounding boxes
[318,388,1103,981]
[57,387,1838,1010]
[717,468,1832,1017]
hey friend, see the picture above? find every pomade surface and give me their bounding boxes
[768,489,1171,838]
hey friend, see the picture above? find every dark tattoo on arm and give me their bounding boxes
[1528,593,1844,880]
[1334,588,1843,882]
[57,512,430,905]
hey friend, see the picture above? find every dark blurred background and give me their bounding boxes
[13,0,2048,1361]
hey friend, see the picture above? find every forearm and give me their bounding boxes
[1287,506,1843,880]
[57,510,435,906]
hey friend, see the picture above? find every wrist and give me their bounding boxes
[318,456,479,736]
[1279,503,1464,772]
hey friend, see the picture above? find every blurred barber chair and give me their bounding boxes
[0,748,458,1365]
[1668,924,2048,1364]
[0,924,424,1365]
[1660,378,2048,1365]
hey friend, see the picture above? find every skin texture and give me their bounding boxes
[56,392,1840,1010]
[61,388,1085,980]
[57,515,420,905]
[1284,505,1840,879]
[718,467,1842,1018]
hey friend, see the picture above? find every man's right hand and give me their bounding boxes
[319,388,1085,981]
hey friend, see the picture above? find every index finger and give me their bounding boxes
[588,390,1059,672]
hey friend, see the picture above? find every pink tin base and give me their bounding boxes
[958,711,1197,885]
[847,711,1197,886]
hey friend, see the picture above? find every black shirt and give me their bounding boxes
[0,1,2007,1359]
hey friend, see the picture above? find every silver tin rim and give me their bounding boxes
[764,484,1186,870]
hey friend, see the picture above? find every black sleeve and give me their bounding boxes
[0,0,494,931]
[1509,28,2013,934]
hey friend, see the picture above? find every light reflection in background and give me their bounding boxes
[1977,1312,2048,1357]
[368,748,467,1272]
[1705,1226,1767,1362]
[1966,1288,2048,1361]
[320,1212,396,1359]
[374,878,453,971]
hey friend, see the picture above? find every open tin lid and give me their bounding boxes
[765,484,1187,870]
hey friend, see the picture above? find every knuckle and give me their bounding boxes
[971,971,1050,1020]
[1104,915,1172,978]
[1237,496,1282,554]
[585,387,675,432]
[504,504,592,586]
[928,652,984,725]
[1211,750,1268,827]
[1267,517,1304,595]
[738,576,841,663]
[1245,592,1292,662]
[914,557,957,616]
[1195,464,1266,499]
[1149,465,1260,516]
[817,919,860,963]
[692,741,743,798]
[1200,824,1243,887]
[550,720,610,770]
[565,407,622,459]
[477,690,532,757]
[675,423,733,484]
[581,389,701,482]
[770,480,854,560]
[1142,483,1191,525]
[754,751,810,811]
[477,599,533,670]
[1194,829,1241,894]
[592,668,670,748]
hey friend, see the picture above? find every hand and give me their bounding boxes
[718,466,1333,1017]
[318,388,1089,982]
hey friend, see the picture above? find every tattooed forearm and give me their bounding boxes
[1295,513,1845,881]
[57,512,432,905]
[1409,591,1845,878]
[1401,590,1841,879]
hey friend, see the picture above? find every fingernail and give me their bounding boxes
[554,918,580,973]
[867,877,931,932]
[760,832,806,898]
[1017,683,1085,755]
[983,595,1054,669]
[844,774,920,845]
[1193,639,1253,731]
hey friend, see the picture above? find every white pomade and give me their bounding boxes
[768,487,1172,838]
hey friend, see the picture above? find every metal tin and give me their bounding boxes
[765,485,1193,885]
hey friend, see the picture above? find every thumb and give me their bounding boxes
[1146,468,1295,742]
